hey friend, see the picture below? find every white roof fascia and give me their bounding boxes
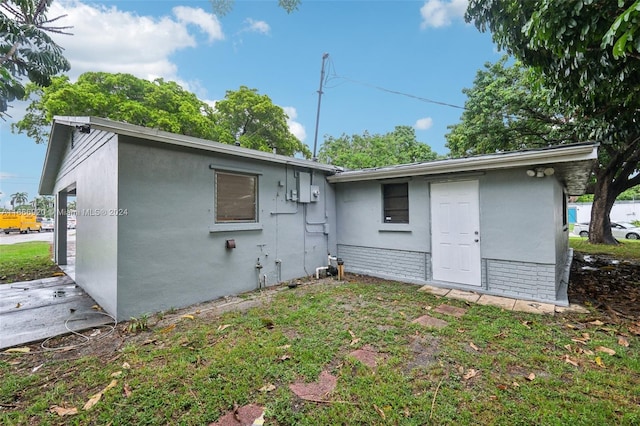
[52,116,341,174]
[326,143,598,183]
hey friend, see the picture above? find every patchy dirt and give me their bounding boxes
[0,264,64,285]
[569,252,640,321]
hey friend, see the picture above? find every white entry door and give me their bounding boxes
[431,180,481,286]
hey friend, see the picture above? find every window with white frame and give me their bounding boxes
[382,182,409,223]
[215,171,258,223]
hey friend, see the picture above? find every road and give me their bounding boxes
[0,230,76,245]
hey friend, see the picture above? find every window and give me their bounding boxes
[215,171,258,223]
[383,183,409,223]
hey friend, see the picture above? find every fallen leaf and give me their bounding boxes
[91,305,102,311]
[521,321,532,329]
[122,362,131,370]
[565,324,577,329]
[595,346,616,356]
[525,373,535,381]
[512,381,520,388]
[52,271,65,277]
[629,324,640,336]
[594,356,605,368]
[50,405,78,416]
[589,320,604,326]
[489,395,497,400]
[582,348,594,356]
[181,314,195,320]
[469,342,480,351]
[217,324,232,332]
[564,344,572,351]
[83,379,118,410]
[279,354,291,361]
[15,303,21,308]
[497,384,508,390]
[159,324,176,334]
[123,383,132,398]
[463,369,479,380]
[111,371,122,378]
[4,347,30,353]
[259,383,276,392]
[278,344,291,350]
[348,330,360,346]
[373,404,386,419]
[32,363,43,373]
[457,328,466,333]
[564,355,579,367]
[618,336,630,347]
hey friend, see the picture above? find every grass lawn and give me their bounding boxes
[1,277,638,425]
[570,236,640,260]
[0,241,62,284]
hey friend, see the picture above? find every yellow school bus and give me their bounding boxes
[0,213,42,234]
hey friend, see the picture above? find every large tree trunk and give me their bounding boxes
[589,166,622,245]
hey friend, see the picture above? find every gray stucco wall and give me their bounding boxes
[334,169,566,304]
[52,128,119,315]
[116,138,335,319]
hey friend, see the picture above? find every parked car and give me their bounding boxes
[574,222,640,240]
[41,218,54,232]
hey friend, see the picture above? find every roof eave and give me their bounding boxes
[52,116,340,174]
[326,143,598,183]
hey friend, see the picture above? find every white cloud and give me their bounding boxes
[48,1,223,84]
[243,18,270,35]
[173,6,224,42]
[282,106,306,142]
[415,117,434,130]
[420,0,468,29]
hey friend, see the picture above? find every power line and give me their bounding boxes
[323,57,467,111]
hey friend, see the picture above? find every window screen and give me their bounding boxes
[383,183,409,223]
[215,171,257,223]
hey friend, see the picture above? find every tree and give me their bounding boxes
[211,0,300,16]
[603,0,640,59]
[10,191,28,209]
[213,86,311,158]
[466,0,640,244]
[0,0,70,116]
[34,195,53,217]
[318,125,438,169]
[447,57,580,157]
[14,72,219,144]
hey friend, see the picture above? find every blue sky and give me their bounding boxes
[0,0,500,208]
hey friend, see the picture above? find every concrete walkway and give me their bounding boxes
[0,274,113,350]
[418,285,589,315]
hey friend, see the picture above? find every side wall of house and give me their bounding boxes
[335,169,563,303]
[480,169,560,302]
[116,138,335,319]
[52,128,119,315]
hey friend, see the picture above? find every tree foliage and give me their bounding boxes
[213,86,310,157]
[211,0,300,16]
[0,0,70,116]
[318,125,438,169]
[466,0,640,244]
[446,57,579,156]
[13,72,218,143]
[14,74,309,157]
[602,0,640,59]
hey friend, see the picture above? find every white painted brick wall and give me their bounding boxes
[486,259,557,301]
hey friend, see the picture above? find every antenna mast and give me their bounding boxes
[312,53,329,161]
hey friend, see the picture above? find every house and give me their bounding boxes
[329,143,598,306]
[40,116,598,319]
[40,116,340,320]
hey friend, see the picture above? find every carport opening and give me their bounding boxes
[54,186,76,277]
